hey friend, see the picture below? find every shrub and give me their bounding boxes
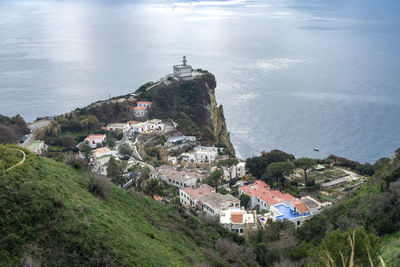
[88,175,110,200]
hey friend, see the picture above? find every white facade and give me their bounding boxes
[200,193,240,216]
[181,146,220,163]
[106,123,129,133]
[133,107,148,118]
[131,119,165,133]
[220,209,257,235]
[179,184,215,207]
[223,162,246,180]
[173,56,192,80]
[136,101,152,108]
[84,134,106,149]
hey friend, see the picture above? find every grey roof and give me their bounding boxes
[301,198,319,208]
[321,177,348,187]
[199,193,239,209]
[168,136,186,143]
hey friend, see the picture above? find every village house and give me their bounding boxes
[92,147,116,159]
[106,123,130,133]
[223,162,246,180]
[270,200,311,228]
[131,119,165,133]
[200,193,240,216]
[150,165,205,188]
[84,134,106,149]
[239,180,296,211]
[133,106,148,118]
[168,156,177,165]
[179,184,215,207]
[27,140,47,155]
[181,146,220,163]
[220,208,257,235]
[136,101,152,108]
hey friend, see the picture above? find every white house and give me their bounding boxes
[173,56,193,80]
[179,184,215,207]
[136,101,152,108]
[181,146,220,163]
[92,147,116,159]
[300,196,332,215]
[223,162,246,180]
[150,165,205,188]
[133,106,148,118]
[200,193,240,216]
[131,119,165,133]
[84,134,106,149]
[239,180,296,211]
[220,208,257,235]
[106,123,129,133]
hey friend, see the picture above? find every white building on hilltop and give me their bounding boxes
[173,56,193,80]
[220,208,257,235]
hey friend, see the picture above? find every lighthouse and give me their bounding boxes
[173,56,193,80]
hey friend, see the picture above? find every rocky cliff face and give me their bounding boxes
[207,81,236,156]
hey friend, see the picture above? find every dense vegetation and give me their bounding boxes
[0,146,253,266]
[0,114,28,144]
[140,73,217,144]
[244,149,400,266]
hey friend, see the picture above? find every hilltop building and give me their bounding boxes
[106,123,130,133]
[27,140,47,155]
[173,56,193,80]
[200,193,240,216]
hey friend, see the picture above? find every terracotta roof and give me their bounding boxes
[85,134,106,140]
[153,195,163,202]
[291,200,309,213]
[137,101,152,104]
[127,121,138,125]
[134,106,147,110]
[230,211,244,224]
[181,184,214,200]
[239,180,296,205]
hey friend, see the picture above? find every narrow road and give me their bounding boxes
[6,148,26,172]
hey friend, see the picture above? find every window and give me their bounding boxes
[297,221,300,226]
[240,229,243,233]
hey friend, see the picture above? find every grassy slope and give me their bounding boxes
[381,231,400,267]
[0,148,209,266]
[0,145,23,170]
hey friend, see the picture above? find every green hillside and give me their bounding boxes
[0,146,245,266]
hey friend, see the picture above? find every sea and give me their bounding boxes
[1,0,400,163]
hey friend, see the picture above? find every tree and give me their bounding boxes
[81,142,92,161]
[217,158,239,183]
[118,144,133,158]
[246,150,295,179]
[294,158,316,185]
[266,162,295,189]
[206,169,224,191]
[107,156,119,179]
[239,193,251,208]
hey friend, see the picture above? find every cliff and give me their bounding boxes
[140,72,235,154]
[208,81,235,155]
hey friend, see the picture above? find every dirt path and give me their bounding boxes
[5,148,26,172]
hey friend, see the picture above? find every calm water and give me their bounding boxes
[1,0,400,162]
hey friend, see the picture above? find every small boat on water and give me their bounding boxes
[313,147,320,152]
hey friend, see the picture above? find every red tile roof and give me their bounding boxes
[85,134,106,140]
[239,180,296,206]
[230,211,244,223]
[137,101,152,104]
[153,195,163,202]
[291,200,309,213]
[134,106,147,110]
[127,121,138,125]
